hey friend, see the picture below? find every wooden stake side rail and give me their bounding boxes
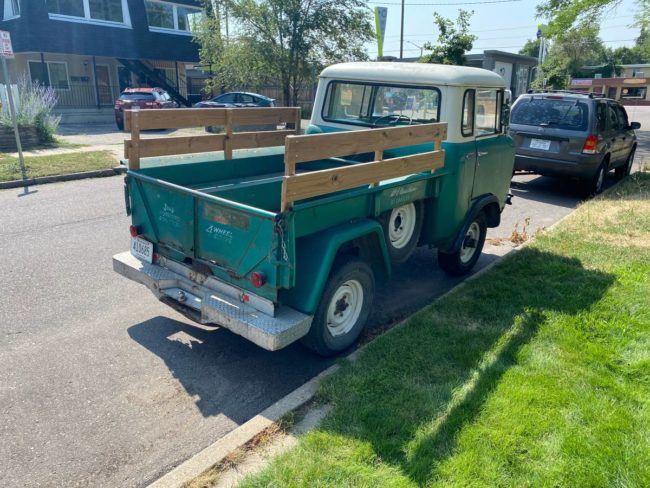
[280,122,447,212]
[125,107,301,169]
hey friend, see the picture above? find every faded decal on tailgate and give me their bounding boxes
[205,224,234,243]
[158,203,181,228]
[203,206,250,230]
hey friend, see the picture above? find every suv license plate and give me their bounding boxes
[131,237,153,263]
[530,138,551,150]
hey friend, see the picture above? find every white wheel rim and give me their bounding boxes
[388,203,417,249]
[460,221,480,264]
[326,279,364,337]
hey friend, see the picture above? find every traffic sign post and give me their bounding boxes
[0,30,30,193]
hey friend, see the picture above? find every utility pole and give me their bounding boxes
[399,0,405,59]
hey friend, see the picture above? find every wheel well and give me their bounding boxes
[482,202,501,228]
[334,233,390,282]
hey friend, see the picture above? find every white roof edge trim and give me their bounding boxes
[319,62,506,88]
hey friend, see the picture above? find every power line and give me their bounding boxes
[380,38,639,54]
[383,22,636,40]
[369,0,520,5]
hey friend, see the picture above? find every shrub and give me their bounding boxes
[1,76,61,142]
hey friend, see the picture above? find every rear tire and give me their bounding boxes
[615,148,635,179]
[438,212,487,276]
[584,161,606,196]
[301,257,375,356]
[379,201,424,264]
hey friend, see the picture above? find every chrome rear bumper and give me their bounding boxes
[112,252,312,351]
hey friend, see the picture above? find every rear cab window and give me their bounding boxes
[323,81,441,127]
[511,97,589,131]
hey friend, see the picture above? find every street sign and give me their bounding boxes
[0,30,14,59]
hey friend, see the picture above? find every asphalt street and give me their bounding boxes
[1,130,648,487]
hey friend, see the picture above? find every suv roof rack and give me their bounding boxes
[525,89,606,99]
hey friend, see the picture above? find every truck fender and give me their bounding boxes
[448,194,500,254]
[283,219,391,314]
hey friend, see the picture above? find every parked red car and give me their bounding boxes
[114,88,178,130]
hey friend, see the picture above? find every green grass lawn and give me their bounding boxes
[237,174,650,488]
[0,150,116,182]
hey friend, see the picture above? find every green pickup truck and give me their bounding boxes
[113,62,515,355]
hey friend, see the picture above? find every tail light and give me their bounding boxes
[129,225,139,237]
[114,100,124,109]
[582,134,598,154]
[250,271,266,288]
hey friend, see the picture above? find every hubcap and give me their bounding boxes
[460,221,480,264]
[326,279,364,337]
[388,203,417,249]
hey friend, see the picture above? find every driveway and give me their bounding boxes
[1,125,647,487]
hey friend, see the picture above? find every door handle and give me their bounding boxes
[478,151,488,157]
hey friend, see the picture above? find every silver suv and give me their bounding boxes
[509,92,640,194]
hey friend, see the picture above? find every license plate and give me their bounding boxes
[530,138,551,150]
[131,237,153,263]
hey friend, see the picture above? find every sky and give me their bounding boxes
[365,0,641,59]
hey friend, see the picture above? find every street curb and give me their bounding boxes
[146,181,620,488]
[0,166,125,189]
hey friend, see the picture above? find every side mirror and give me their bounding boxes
[630,121,641,130]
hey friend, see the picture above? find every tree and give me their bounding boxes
[196,0,373,106]
[538,0,649,36]
[532,27,607,89]
[519,38,541,58]
[420,10,477,66]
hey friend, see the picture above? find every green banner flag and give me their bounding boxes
[374,7,387,58]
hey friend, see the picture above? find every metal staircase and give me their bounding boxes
[117,59,192,107]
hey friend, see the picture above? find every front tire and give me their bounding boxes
[438,212,487,276]
[379,201,424,264]
[301,257,375,356]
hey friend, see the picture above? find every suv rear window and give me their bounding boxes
[511,98,589,131]
[119,93,156,101]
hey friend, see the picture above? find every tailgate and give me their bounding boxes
[511,127,587,162]
[126,172,286,300]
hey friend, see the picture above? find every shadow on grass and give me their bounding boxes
[318,247,615,486]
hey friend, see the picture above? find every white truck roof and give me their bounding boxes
[320,62,506,88]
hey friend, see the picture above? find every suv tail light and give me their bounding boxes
[582,134,598,154]
[114,100,124,109]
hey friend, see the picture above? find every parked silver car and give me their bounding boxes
[509,92,640,194]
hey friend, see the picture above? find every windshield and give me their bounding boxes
[323,81,440,127]
[511,98,589,131]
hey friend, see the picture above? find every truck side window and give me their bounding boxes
[462,89,474,136]
[476,89,500,136]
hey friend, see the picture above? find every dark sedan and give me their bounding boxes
[194,92,275,108]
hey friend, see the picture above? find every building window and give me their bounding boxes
[4,0,20,19]
[145,1,203,34]
[46,0,131,27]
[28,61,70,90]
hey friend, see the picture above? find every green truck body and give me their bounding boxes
[113,62,515,355]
